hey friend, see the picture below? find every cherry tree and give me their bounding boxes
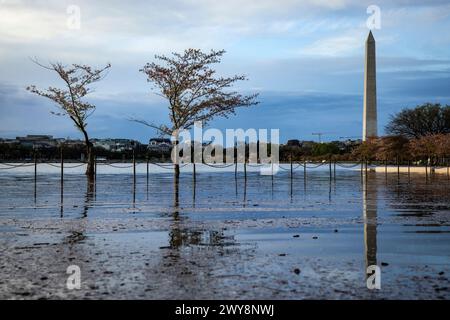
[27,60,111,177]
[136,49,258,178]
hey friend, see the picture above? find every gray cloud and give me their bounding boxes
[1,0,450,141]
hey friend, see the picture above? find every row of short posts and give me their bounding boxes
[190,157,448,185]
[32,149,450,200]
[30,149,364,190]
[381,158,449,181]
[34,152,391,187]
[292,156,338,183]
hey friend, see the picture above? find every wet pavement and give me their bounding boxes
[0,164,449,299]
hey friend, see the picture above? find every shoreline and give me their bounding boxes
[370,165,449,175]
[1,162,449,175]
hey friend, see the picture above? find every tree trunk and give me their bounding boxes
[173,136,180,180]
[85,143,95,178]
[81,128,94,178]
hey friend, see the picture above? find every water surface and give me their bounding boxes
[0,164,449,299]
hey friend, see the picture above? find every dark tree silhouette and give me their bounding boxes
[377,135,410,162]
[385,103,450,139]
[27,60,111,177]
[135,49,259,178]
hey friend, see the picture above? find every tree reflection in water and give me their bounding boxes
[363,172,378,273]
[168,176,233,250]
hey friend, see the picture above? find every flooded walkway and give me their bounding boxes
[0,165,449,299]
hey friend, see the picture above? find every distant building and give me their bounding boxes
[286,139,301,147]
[93,139,113,151]
[329,139,361,153]
[64,139,84,148]
[299,140,316,149]
[93,139,140,152]
[15,135,58,149]
[343,139,362,148]
[330,141,347,152]
[148,138,172,152]
[0,138,19,145]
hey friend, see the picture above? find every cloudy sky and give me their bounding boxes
[1,0,450,142]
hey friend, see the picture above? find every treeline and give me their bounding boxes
[0,141,357,162]
[352,103,450,165]
[353,134,450,166]
[2,103,449,164]
[1,135,449,165]
[0,144,170,162]
[279,142,358,162]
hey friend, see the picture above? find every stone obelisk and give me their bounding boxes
[362,31,377,141]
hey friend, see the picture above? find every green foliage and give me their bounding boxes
[311,143,340,156]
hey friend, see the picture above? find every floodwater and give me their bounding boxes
[0,163,449,299]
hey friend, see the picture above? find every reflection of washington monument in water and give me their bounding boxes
[363,174,378,271]
[362,30,379,274]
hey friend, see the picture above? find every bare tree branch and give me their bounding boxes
[137,49,259,139]
[386,103,450,138]
[128,118,173,136]
[27,60,111,176]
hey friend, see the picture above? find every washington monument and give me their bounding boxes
[362,31,377,141]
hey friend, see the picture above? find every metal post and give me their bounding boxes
[34,151,37,182]
[290,153,293,180]
[244,142,248,181]
[94,157,97,180]
[192,174,196,207]
[234,142,237,179]
[34,150,37,203]
[271,162,274,183]
[60,145,64,185]
[360,159,364,177]
[132,148,136,183]
[132,176,136,211]
[447,159,449,180]
[60,145,64,218]
[193,162,196,182]
[303,160,306,180]
[244,159,247,181]
[408,160,411,177]
[303,159,307,192]
[146,156,149,182]
[329,157,332,180]
[333,160,336,179]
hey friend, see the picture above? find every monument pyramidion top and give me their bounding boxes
[367,30,375,42]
